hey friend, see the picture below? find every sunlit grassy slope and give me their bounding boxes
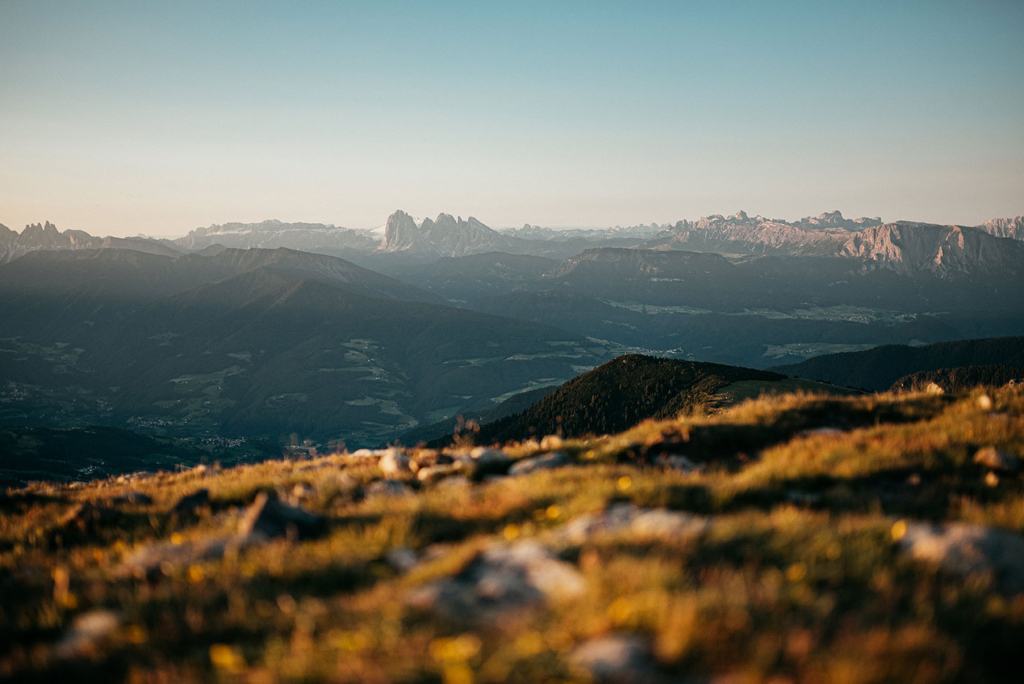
[2,385,1024,683]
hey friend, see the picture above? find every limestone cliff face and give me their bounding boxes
[640,211,1024,278]
[175,220,377,253]
[647,211,860,257]
[0,222,181,264]
[380,210,423,252]
[837,222,1024,278]
[380,211,520,257]
[980,216,1024,241]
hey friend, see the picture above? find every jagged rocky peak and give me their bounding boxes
[837,221,1024,278]
[381,210,421,251]
[796,211,883,231]
[980,216,1024,241]
[20,221,66,245]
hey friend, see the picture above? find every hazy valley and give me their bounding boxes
[3,209,1024,459]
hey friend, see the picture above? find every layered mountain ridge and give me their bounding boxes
[980,215,1024,241]
[4,211,1024,278]
[0,221,182,264]
[173,219,378,254]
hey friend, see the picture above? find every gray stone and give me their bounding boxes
[385,546,418,573]
[378,448,414,478]
[365,480,414,498]
[469,447,511,467]
[452,447,513,479]
[237,492,325,541]
[118,534,241,579]
[417,464,459,484]
[54,609,121,659]
[558,504,709,546]
[508,450,572,475]
[569,634,662,684]
[406,540,584,625]
[898,521,1024,593]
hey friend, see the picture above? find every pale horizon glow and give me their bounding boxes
[2,0,1023,238]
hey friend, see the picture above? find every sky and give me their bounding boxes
[1,0,1022,237]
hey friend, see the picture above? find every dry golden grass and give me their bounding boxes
[2,385,1023,683]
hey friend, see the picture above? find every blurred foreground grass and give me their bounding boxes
[2,386,1024,683]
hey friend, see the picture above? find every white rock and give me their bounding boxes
[378,449,413,478]
[405,540,584,625]
[509,451,571,475]
[974,446,1020,472]
[385,547,418,573]
[350,448,388,459]
[897,521,1024,593]
[558,504,708,546]
[55,609,121,658]
[417,464,458,484]
[540,435,563,450]
[569,634,661,684]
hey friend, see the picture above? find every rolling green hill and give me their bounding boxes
[441,354,790,446]
[774,336,1024,390]
[890,364,1024,393]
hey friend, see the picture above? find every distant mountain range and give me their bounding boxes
[4,209,1024,449]
[0,221,182,263]
[6,210,1023,276]
[5,218,1024,372]
[174,219,379,255]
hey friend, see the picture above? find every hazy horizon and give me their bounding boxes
[4,205,1017,241]
[3,0,1023,237]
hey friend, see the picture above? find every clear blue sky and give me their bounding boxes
[1,0,1022,236]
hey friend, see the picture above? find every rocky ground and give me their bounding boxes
[2,387,1024,683]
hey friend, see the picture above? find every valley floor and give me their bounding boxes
[2,386,1024,683]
